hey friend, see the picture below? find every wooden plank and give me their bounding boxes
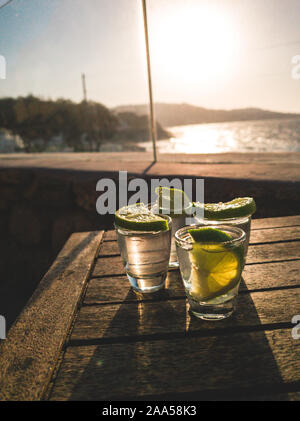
[100,219,300,256]
[92,241,300,278]
[102,221,300,252]
[104,216,300,239]
[98,240,120,256]
[70,287,300,341]
[85,260,300,305]
[99,227,300,257]
[93,255,125,277]
[251,215,300,230]
[242,260,300,290]
[103,230,116,242]
[85,271,184,304]
[0,230,104,401]
[247,241,300,264]
[99,225,300,257]
[49,328,300,400]
[102,216,300,243]
[250,226,300,244]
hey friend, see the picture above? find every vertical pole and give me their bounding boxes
[142,0,157,162]
[82,73,87,102]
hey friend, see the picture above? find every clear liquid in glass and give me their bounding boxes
[176,225,246,320]
[116,227,171,293]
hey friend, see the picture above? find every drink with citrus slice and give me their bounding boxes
[175,225,246,320]
[115,204,172,293]
[194,197,256,256]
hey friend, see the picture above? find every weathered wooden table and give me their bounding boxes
[0,215,300,401]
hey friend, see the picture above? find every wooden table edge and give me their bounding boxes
[0,230,104,401]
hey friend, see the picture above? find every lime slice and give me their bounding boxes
[188,227,232,243]
[115,203,169,231]
[188,227,244,301]
[155,186,191,215]
[193,197,256,220]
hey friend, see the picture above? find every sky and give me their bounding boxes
[0,0,300,112]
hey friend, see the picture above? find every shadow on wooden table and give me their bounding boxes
[67,279,288,401]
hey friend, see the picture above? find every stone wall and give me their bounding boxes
[0,168,111,329]
[1,165,299,329]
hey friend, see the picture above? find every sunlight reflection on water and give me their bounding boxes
[140,118,300,154]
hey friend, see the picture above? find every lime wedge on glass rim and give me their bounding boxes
[155,186,192,215]
[187,227,244,301]
[193,197,256,220]
[115,203,169,231]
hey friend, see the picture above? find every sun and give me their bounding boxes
[148,4,239,87]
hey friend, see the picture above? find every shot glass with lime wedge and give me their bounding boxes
[115,204,172,293]
[151,187,195,269]
[194,197,256,256]
[175,225,246,320]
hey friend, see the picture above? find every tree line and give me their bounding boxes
[0,96,118,152]
[0,96,169,152]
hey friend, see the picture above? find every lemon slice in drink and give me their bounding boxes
[193,197,256,220]
[188,227,244,301]
[115,203,169,231]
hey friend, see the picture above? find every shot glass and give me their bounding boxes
[115,215,172,293]
[149,202,194,269]
[196,215,252,256]
[175,224,246,320]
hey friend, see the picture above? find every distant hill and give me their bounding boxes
[113,103,300,128]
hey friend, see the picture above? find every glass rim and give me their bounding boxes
[202,214,252,222]
[175,224,246,247]
[148,201,194,215]
[114,214,172,235]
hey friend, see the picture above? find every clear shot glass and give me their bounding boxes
[149,202,194,269]
[115,215,172,293]
[175,224,246,320]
